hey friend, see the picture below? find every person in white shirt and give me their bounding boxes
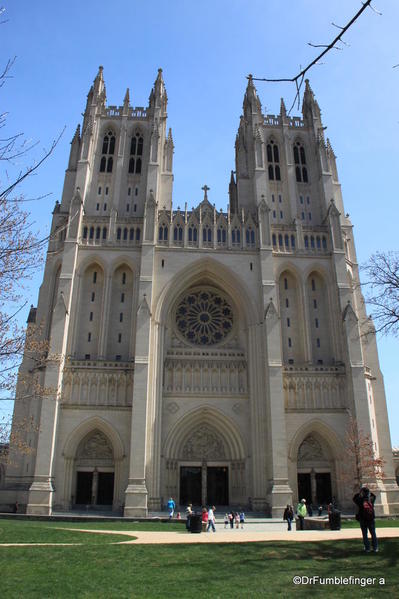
[207,506,216,532]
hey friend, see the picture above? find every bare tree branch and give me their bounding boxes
[251,0,377,113]
[362,251,399,336]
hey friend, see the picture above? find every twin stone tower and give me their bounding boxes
[1,67,398,517]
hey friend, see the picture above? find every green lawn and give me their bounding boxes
[341,518,399,529]
[0,519,398,598]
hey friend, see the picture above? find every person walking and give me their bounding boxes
[229,511,235,529]
[224,513,229,529]
[283,504,294,531]
[207,505,216,532]
[239,510,245,529]
[185,503,192,531]
[296,499,307,530]
[353,487,378,553]
[167,497,175,519]
[235,512,240,529]
[202,507,209,532]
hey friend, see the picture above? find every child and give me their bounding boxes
[239,511,245,529]
[235,512,240,529]
[224,513,229,529]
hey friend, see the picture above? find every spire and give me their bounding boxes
[93,65,105,97]
[280,98,287,118]
[85,66,106,112]
[163,128,174,172]
[302,79,321,124]
[149,67,167,111]
[123,87,130,116]
[326,137,335,157]
[123,87,130,112]
[229,171,238,214]
[68,124,81,169]
[243,74,262,116]
[71,123,80,143]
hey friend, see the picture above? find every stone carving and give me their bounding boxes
[283,371,346,410]
[175,288,234,346]
[182,425,225,460]
[77,431,113,459]
[165,401,179,414]
[62,362,134,407]
[298,435,324,461]
[164,354,248,396]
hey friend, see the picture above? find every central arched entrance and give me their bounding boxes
[179,424,230,505]
[163,408,247,507]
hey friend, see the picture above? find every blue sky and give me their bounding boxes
[2,1,399,445]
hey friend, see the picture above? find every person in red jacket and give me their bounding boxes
[353,487,378,553]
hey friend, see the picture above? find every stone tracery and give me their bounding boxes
[175,288,234,346]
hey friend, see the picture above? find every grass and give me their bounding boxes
[0,519,131,544]
[0,519,398,598]
[341,518,399,529]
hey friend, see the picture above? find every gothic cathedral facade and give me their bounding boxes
[2,68,398,516]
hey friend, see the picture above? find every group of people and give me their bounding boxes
[283,499,308,531]
[184,504,217,532]
[180,502,246,532]
[224,511,245,529]
[170,486,378,552]
[282,487,378,552]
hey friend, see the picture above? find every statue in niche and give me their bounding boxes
[77,430,113,459]
[182,425,225,460]
[298,435,325,461]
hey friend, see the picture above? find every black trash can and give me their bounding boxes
[329,509,341,531]
[190,513,202,534]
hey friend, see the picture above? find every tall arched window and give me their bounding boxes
[232,227,241,246]
[202,225,212,245]
[158,224,168,242]
[294,141,308,183]
[173,225,183,243]
[106,265,134,361]
[267,140,281,181]
[279,271,305,364]
[188,226,198,244]
[75,264,105,359]
[307,272,333,365]
[129,132,144,174]
[217,227,227,244]
[100,130,115,173]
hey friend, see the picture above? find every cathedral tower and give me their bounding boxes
[1,70,398,517]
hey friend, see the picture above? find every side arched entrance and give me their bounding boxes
[74,430,115,507]
[63,417,125,511]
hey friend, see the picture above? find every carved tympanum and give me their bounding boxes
[298,435,325,461]
[182,425,225,459]
[77,430,113,459]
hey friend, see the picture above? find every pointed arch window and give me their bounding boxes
[246,227,255,246]
[217,227,227,244]
[100,130,115,173]
[267,140,281,181]
[202,225,212,245]
[129,132,144,174]
[173,225,183,243]
[188,226,198,244]
[158,223,168,242]
[294,141,308,183]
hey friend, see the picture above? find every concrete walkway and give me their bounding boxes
[59,526,399,545]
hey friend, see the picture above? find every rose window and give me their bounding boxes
[175,289,233,345]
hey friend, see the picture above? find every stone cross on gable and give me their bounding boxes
[201,185,210,201]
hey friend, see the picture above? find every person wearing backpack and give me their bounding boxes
[353,487,378,552]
